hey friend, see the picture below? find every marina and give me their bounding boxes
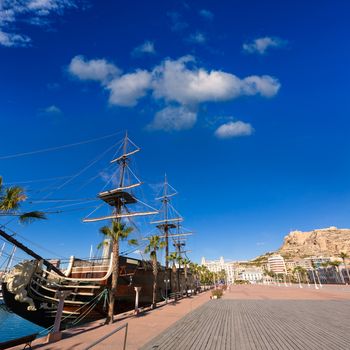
[1,1,349,348]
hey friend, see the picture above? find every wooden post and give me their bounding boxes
[134,287,141,314]
[47,290,71,343]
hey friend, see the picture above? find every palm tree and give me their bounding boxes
[320,261,330,284]
[181,258,191,296]
[168,252,179,295]
[0,176,46,223]
[329,260,344,284]
[340,252,350,284]
[144,235,166,308]
[297,266,308,284]
[98,221,137,324]
[189,262,200,293]
[293,266,303,288]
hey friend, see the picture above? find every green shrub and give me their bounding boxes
[211,289,223,298]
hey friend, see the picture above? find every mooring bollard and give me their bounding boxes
[47,290,71,343]
[134,286,141,314]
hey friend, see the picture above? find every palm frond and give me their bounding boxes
[128,238,138,246]
[19,211,47,224]
[99,226,112,238]
[0,186,26,211]
[119,226,134,240]
[97,240,110,250]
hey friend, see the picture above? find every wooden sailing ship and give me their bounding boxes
[0,134,194,329]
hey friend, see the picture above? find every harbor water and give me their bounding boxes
[0,302,44,342]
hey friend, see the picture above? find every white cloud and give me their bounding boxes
[0,31,31,47]
[241,75,280,97]
[187,32,206,44]
[0,0,77,47]
[107,70,152,107]
[66,54,281,130]
[132,40,155,56]
[147,106,197,131]
[243,36,287,55]
[43,105,61,114]
[199,9,214,20]
[151,56,280,105]
[68,55,120,83]
[215,121,254,139]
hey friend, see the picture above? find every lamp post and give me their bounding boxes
[164,278,170,303]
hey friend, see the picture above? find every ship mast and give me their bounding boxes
[151,175,183,269]
[83,133,157,225]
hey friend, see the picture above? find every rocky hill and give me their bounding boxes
[278,226,350,258]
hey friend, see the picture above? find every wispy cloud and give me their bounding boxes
[215,121,254,139]
[243,36,287,55]
[40,105,62,115]
[187,31,206,44]
[68,55,121,83]
[199,9,214,21]
[132,40,156,57]
[0,0,79,47]
[167,11,188,32]
[147,106,197,132]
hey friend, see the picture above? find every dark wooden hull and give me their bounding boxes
[2,257,192,329]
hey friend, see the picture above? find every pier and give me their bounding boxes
[7,284,350,349]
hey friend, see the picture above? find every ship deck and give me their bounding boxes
[8,284,350,350]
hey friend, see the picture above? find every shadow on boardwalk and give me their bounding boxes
[142,297,350,349]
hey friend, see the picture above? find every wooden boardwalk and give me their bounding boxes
[141,299,350,350]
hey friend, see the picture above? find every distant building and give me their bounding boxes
[267,254,287,274]
[201,257,236,284]
[238,268,263,284]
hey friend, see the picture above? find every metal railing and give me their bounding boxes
[169,291,183,301]
[84,323,128,350]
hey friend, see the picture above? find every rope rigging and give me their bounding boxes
[0,131,123,161]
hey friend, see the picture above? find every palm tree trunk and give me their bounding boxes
[337,266,345,284]
[107,238,119,324]
[152,254,158,308]
[342,259,350,284]
[184,265,188,296]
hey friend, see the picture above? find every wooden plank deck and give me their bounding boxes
[141,299,350,350]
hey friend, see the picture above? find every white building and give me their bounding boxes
[267,254,287,274]
[201,257,236,284]
[238,268,263,284]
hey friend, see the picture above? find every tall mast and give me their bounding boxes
[163,174,169,269]
[83,133,157,224]
[151,175,183,268]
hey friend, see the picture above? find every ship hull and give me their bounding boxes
[2,257,193,329]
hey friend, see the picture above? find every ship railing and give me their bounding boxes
[84,323,128,350]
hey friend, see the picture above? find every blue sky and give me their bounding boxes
[1,0,350,264]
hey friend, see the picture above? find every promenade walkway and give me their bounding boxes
[9,285,350,349]
[142,285,350,350]
[11,290,211,350]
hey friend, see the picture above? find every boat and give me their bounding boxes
[0,134,195,329]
